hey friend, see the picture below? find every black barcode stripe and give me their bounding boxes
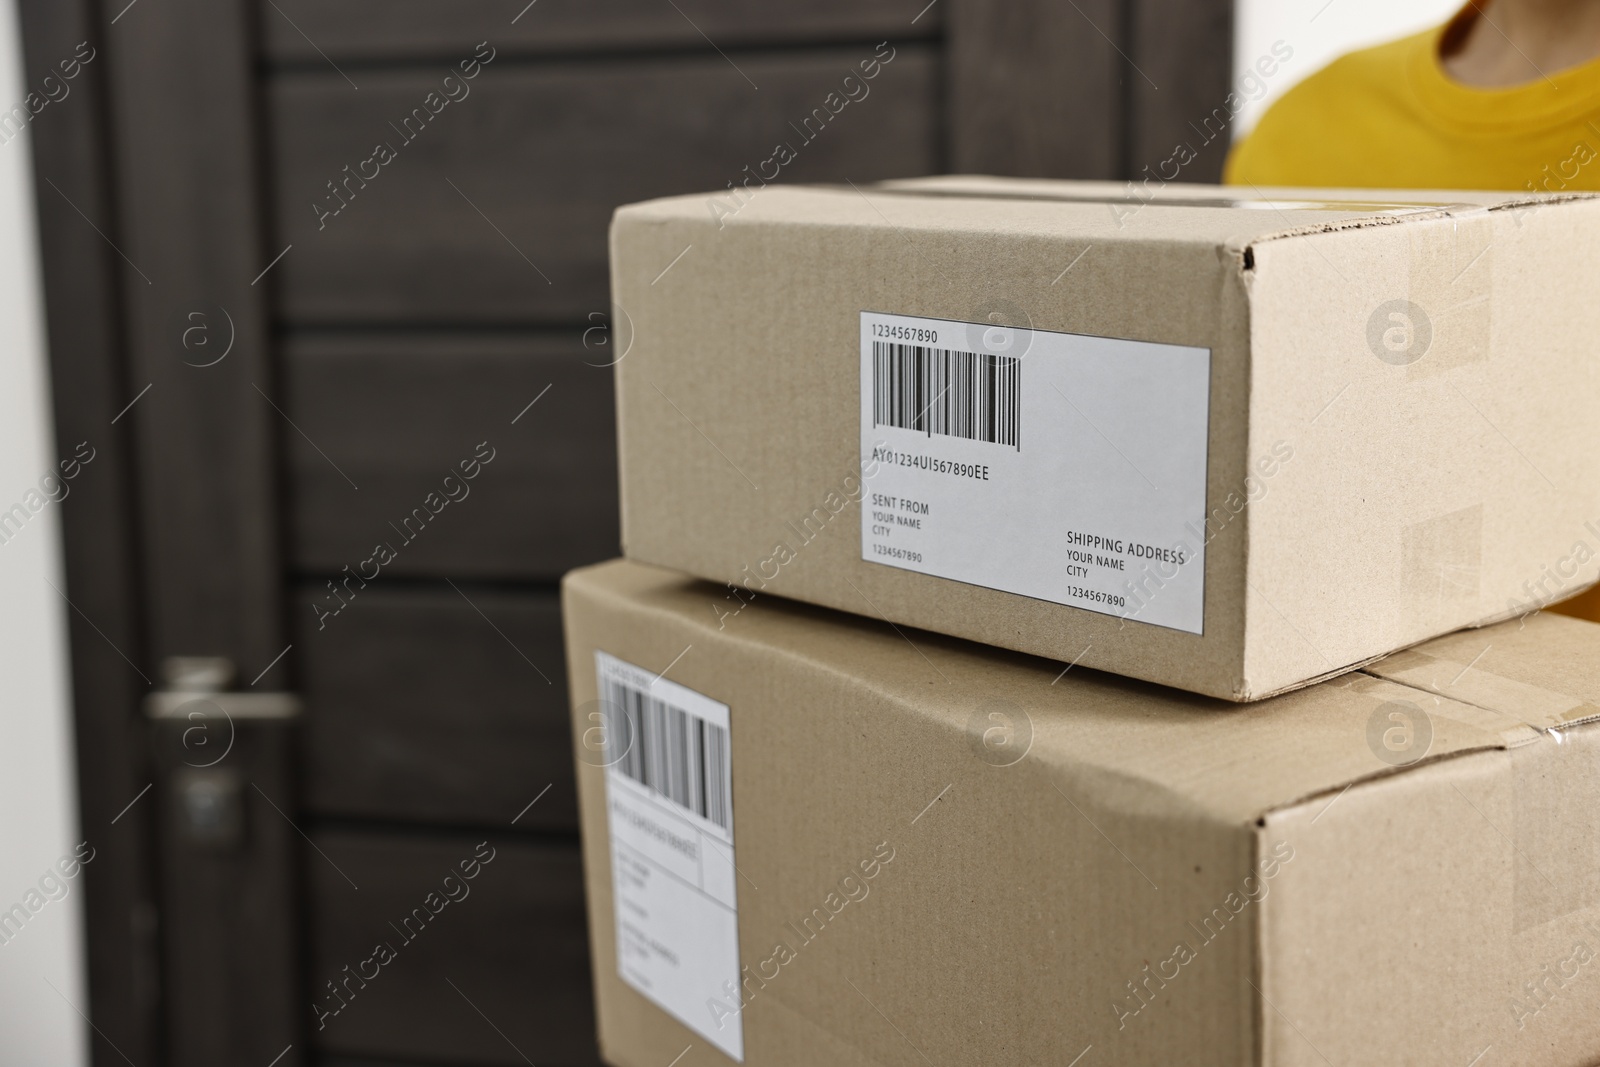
[605,675,732,831]
[706,724,727,830]
[871,341,1020,448]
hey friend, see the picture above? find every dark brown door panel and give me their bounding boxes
[282,331,617,579]
[307,830,599,1066]
[28,0,1237,1059]
[262,0,940,63]
[295,583,576,829]
[266,46,941,324]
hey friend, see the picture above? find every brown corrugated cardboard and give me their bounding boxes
[564,558,1600,1067]
[609,176,1600,699]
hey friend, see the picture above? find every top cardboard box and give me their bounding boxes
[610,176,1600,700]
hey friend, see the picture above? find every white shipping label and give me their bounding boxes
[859,311,1211,634]
[597,651,743,1061]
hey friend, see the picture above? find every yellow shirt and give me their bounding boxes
[1227,8,1600,621]
[1225,7,1600,194]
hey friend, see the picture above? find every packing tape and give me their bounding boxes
[1393,213,1494,625]
[1401,505,1484,629]
[1370,648,1593,735]
[1404,208,1494,382]
[866,180,1465,214]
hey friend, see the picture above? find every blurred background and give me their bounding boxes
[0,0,1458,1064]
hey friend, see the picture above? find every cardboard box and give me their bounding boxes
[564,558,1600,1067]
[609,177,1600,699]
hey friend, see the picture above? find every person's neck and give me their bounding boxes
[1442,0,1600,86]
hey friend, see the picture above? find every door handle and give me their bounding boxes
[143,654,301,723]
[143,656,301,848]
[141,657,305,1066]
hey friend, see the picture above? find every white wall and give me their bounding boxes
[0,0,89,1062]
[1233,0,1464,138]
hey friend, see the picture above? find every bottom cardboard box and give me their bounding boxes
[563,559,1600,1067]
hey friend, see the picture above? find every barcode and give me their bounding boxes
[605,675,731,831]
[872,341,1020,448]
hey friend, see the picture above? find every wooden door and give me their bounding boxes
[21,1,1229,1064]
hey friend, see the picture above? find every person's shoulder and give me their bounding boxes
[1226,30,1430,183]
[1265,29,1425,125]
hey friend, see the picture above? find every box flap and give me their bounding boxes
[617,176,1597,294]
[615,180,1487,255]
[876,174,1595,248]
